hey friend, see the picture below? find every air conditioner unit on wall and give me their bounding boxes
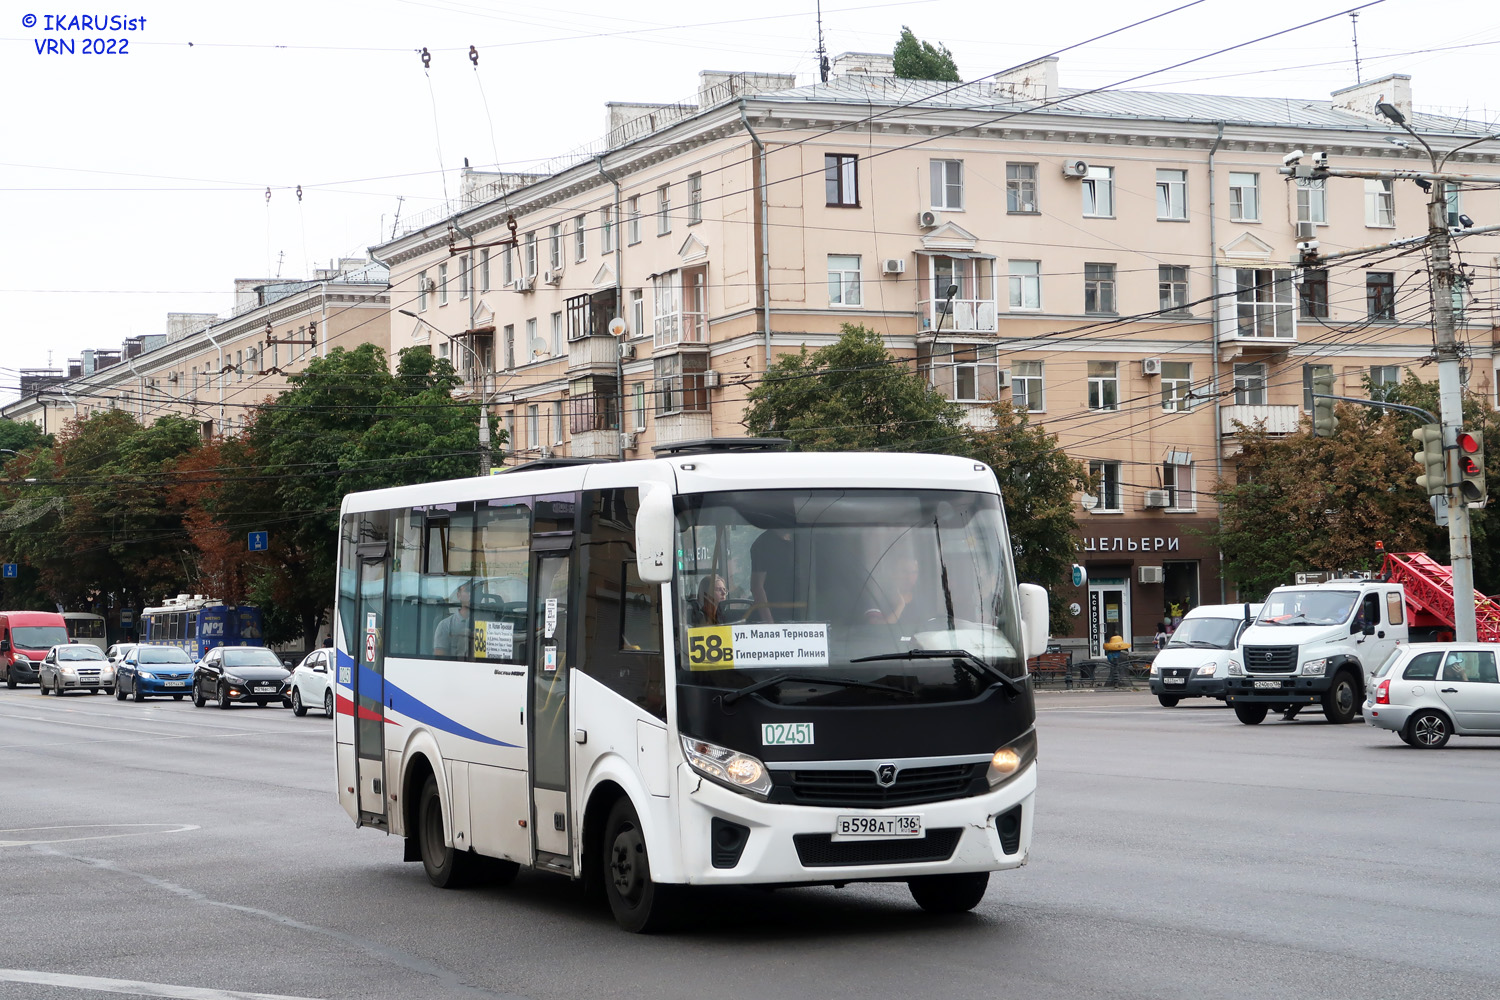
[997,369,1011,389]
[1061,159,1089,178]
[620,432,637,451]
[619,341,636,360]
[543,269,562,285]
[1138,565,1165,584]
[1142,357,1162,376]
[882,258,907,275]
[1143,489,1170,508]
[514,277,534,292]
[917,210,939,228]
[704,370,721,389]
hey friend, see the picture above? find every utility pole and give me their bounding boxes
[1282,113,1500,642]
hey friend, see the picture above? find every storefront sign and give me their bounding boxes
[1083,536,1180,553]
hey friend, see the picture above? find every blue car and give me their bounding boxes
[116,645,196,702]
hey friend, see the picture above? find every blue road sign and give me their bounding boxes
[2,563,17,579]
[248,531,269,552]
[120,609,134,625]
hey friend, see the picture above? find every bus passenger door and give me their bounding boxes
[529,548,572,871]
[355,549,388,827]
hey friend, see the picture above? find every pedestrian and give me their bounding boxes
[1154,622,1169,650]
[1104,632,1130,687]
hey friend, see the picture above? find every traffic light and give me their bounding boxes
[1311,373,1338,437]
[1413,424,1446,497]
[1457,429,1486,504]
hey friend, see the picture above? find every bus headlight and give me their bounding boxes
[987,729,1037,789]
[1196,662,1218,676]
[1227,659,1243,676]
[680,736,772,799]
[1149,662,1160,676]
[1301,658,1328,677]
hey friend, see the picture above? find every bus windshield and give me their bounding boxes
[1165,617,1241,649]
[13,626,68,650]
[1257,590,1358,626]
[673,489,1023,705]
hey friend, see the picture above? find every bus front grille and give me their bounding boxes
[770,763,985,808]
[793,828,962,867]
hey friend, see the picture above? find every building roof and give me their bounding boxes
[752,76,1493,136]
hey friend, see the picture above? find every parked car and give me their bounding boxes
[1,610,70,688]
[1365,643,1500,748]
[1148,603,1262,707]
[37,643,114,696]
[287,648,336,718]
[193,644,291,709]
[106,643,138,669]
[116,645,195,702]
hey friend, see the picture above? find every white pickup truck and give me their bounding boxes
[1223,579,1408,725]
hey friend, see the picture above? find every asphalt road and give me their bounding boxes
[2,685,1497,1000]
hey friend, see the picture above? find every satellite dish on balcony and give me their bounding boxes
[608,317,627,337]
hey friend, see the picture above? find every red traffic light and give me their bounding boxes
[1462,456,1483,476]
[1459,432,1482,454]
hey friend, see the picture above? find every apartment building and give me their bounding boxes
[2,259,391,438]
[380,58,1500,655]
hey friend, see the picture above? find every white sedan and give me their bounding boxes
[38,643,115,696]
[287,648,335,718]
[1365,643,1500,748]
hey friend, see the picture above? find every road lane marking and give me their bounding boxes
[0,969,320,999]
[0,823,199,848]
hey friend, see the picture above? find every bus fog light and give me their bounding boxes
[987,729,1037,788]
[681,735,772,799]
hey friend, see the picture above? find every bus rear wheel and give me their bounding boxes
[602,797,678,933]
[417,774,478,889]
[909,871,990,914]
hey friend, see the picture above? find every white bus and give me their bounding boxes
[62,612,108,654]
[333,443,1047,931]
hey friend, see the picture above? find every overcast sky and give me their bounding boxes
[3,0,1497,403]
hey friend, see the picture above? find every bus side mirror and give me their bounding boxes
[1017,583,1049,662]
[635,484,674,585]
[0,639,9,652]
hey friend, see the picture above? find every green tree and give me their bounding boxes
[742,324,966,452]
[959,402,1092,633]
[0,419,50,454]
[892,26,960,82]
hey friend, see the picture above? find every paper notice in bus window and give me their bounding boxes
[544,645,557,672]
[729,624,829,669]
[473,621,514,659]
[686,626,736,671]
[544,598,558,639]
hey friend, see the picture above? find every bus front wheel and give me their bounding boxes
[417,774,478,889]
[909,871,990,914]
[602,797,678,933]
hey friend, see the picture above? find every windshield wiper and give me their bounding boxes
[851,649,1024,697]
[1171,640,1224,649]
[721,672,916,706]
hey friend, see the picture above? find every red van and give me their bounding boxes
[0,611,69,688]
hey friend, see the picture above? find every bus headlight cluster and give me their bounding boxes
[680,735,772,799]
[1195,662,1218,676]
[1227,659,1244,676]
[1301,658,1328,677]
[1149,662,1160,676]
[987,729,1037,789]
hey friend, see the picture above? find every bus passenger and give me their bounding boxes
[751,528,796,623]
[694,575,728,625]
[433,582,474,658]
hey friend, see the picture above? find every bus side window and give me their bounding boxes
[473,499,531,664]
[581,489,665,720]
[388,508,426,657]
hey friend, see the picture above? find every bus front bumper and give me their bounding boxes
[671,761,1036,886]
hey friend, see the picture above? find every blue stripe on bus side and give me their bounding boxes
[355,662,517,749]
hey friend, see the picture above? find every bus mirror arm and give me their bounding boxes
[635,484,675,585]
[1017,583,1049,662]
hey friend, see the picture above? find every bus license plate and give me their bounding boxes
[164,680,185,687]
[1254,680,1282,689]
[1164,677,1185,685]
[833,815,922,841]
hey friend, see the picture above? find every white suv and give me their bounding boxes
[1364,644,1500,748]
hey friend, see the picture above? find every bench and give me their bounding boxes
[1028,652,1074,687]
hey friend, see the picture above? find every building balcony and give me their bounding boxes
[917,298,998,334]
[1220,404,1302,436]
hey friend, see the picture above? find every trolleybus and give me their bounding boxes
[334,443,1046,931]
[141,594,265,660]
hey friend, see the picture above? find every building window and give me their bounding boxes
[502,324,514,369]
[1159,265,1189,315]
[1008,260,1041,310]
[1013,361,1044,412]
[1087,361,1119,411]
[459,255,470,300]
[1160,361,1192,412]
[1297,178,1328,224]
[574,214,586,262]
[527,404,539,449]
[568,375,619,434]
[1367,271,1396,320]
[524,233,538,279]
[1089,460,1122,512]
[1299,269,1329,319]
[1365,179,1395,227]
[688,172,702,224]
[551,312,563,356]
[1233,362,1267,405]
[627,196,640,245]
[502,246,514,287]
[1156,169,1187,220]
[1163,460,1195,510]
[1234,268,1295,338]
[480,249,490,292]
[654,353,708,415]
[657,184,671,236]
[630,289,644,337]
[930,159,963,210]
[438,263,449,305]
[1371,364,1400,398]
[1006,163,1037,213]
[827,255,862,307]
[548,225,562,270]
[1082,165,1113,217]
[1229,172,1259,222]
[417,269,429,311]
[1444,182,1463,227]
[631,383,646,432]
[825,153,858,207]
[653,271,682,346]
[924,344,999,402]
[525,317,540,360]
[1084,263,1116,315]
[600,207,615,254]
